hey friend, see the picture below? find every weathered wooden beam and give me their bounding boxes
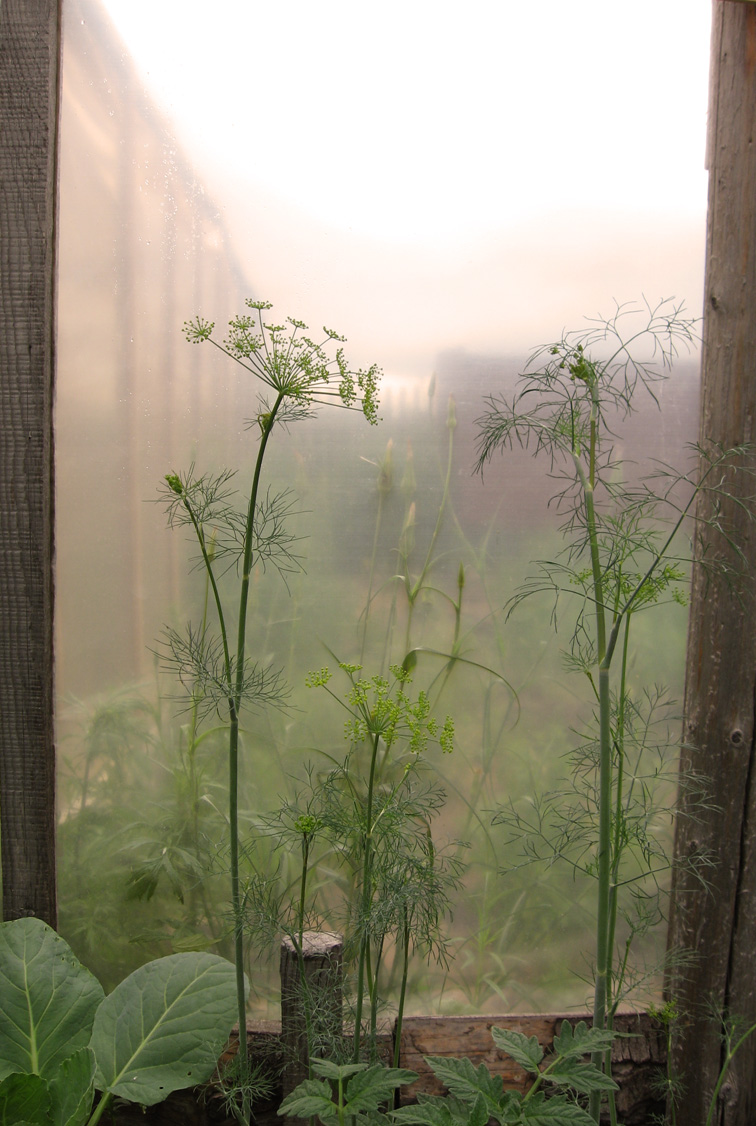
[0,0,61,924]
[116,1008,666,1125]
[398,1012,665,1125]
[666,2,756,1124]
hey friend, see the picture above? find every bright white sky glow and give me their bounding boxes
[97,0,712,363]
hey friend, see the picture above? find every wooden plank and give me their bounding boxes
[120,1011,665,1125]
[398,1012,664,1124]
[0,0,61,924]
[666,2,756,1125]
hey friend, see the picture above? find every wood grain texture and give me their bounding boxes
[0,0,61,924]
[398,1011,664,1125]
[666,3,756,1124]
[279,931,343,1103]
[108,1011,665,1125]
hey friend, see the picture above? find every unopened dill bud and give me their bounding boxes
[378,439,394,496]
[165,473,183,496]
[401,502,416,555]
[401,441,416,500]
[458,563,465,591]
[294,814,322,837]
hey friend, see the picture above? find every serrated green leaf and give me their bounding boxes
[0,1071,51,1125]
[545,1061,618,1095]
[47,1048,96,1126]
[551,1021,616,1061]
[310,1059,369,1082]
[521,1091,595,1125]
[491,1028,544,1073]
[425,1055,504,1105]
[345,1066,417,1113]
[0,918,104,1082]
[391,1095,459,1126]
[277,1078,337,1120]
[90,952,238,1106]
[468,1092,495,1126]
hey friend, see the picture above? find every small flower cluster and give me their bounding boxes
[183,300,381,426]
[306,662,454,756]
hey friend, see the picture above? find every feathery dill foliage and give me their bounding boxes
[210,665,461,1102]
[159,303,382,1123]
[314,663,457,1064]
[475,298,753,1124]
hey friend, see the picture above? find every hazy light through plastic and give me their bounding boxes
[100,0,711,362]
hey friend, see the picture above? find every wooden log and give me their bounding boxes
[398,1011,665,1126]
[109,1009,667,1125]
[279,931,344,1102]
[666,2,756,1124]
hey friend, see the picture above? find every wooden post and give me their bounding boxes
[666,3,756,1124]
[0,1,61,924]
[279,931,343,1105]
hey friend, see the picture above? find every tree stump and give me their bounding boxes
[279,930,344,1107]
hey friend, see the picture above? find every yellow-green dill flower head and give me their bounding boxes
[184,303,382,426]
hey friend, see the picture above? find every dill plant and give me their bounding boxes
[159,301,380,1117]
[358,383,521,1014]
[475,298,750,1122]
[247,662,460,1076]
[306,661,455,1063]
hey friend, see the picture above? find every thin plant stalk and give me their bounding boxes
[352,731,381,1062]
[229,392,285,1070]
[393,907,411,1069]
[165,306,381,1118]
[573,402,613,1120]
[705,1020,756,1126]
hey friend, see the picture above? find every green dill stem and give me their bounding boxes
[606,614,632,1018]
[573,394,612,1122]
[183,550,213,925]
[369,932,385,1045]
[598,614,632,1126]
[288,930,317,1082]
[337,1075,346,1126]
[705,1020,756,1126]
[229,391,285,1075]
[298,832,311,950]
[176,504,232,945]
[360,442,392,662]
[290,838,319,1076]
[403,398,456,658]
[353,731,381,1063]
[394,907,411,1068]
[181,497,233,681]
